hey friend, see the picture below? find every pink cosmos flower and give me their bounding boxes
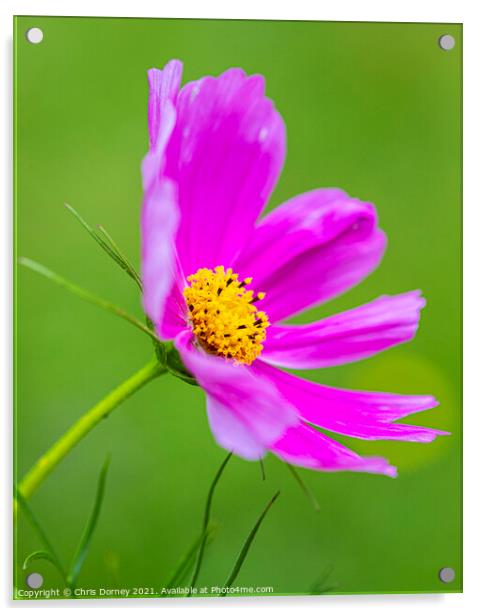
[141,59,448,478]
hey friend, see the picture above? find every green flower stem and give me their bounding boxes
[17,357,166,502]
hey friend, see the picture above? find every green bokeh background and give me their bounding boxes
[14,17,462,597]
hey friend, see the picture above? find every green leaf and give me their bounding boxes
[188,452,232,595]
[286,463,320,512]
[15,487,66,582]
[149,317,167,365]
[220,491,281,596]
[19,257,164,350]
[66,455,110,589]
[65,203,141,289]
[166,345,198,386]
[165,523,217,589]
[22,550,58,571]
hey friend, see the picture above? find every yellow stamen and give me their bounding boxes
[183,266,269,365]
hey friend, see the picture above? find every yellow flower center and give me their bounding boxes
[183,266,269,365]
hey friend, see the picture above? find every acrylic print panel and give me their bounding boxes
[14,16,462,600]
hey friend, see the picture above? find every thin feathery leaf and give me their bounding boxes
[97,225,142,290]
[15,487,66,582]
[64,203,127,271]
[188,452,232,595]
[67,456,110,589]
[19,257,162,348]
[220,491,281,595]
[286,463,320,512]
[64,203,140,284]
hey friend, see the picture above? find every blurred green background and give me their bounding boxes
[14,17,461,597]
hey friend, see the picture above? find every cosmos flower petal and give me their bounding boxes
[262,290,427,369]
[206,396,267,460]
[156,277,189,340]
[141,178,185,338]
[142,59,183,191]
[234,188,386,322]
[163,68,286,277]
[174,330,299,459]
[147,60,183,149]
[141,60,188,339]
[253,361,448,442]
[271,423,398,477]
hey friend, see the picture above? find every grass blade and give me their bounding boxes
[259,459,266,481]
[67,456,110,589]
[15,487,66,582]
[309,564,338,594]
[165,524,216,589]
[286,463,320,512]
[22,550,58,571]
[220,490,281,595]
[188,452,232,595]
[19,257,162,346]
[65,203,140,288]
